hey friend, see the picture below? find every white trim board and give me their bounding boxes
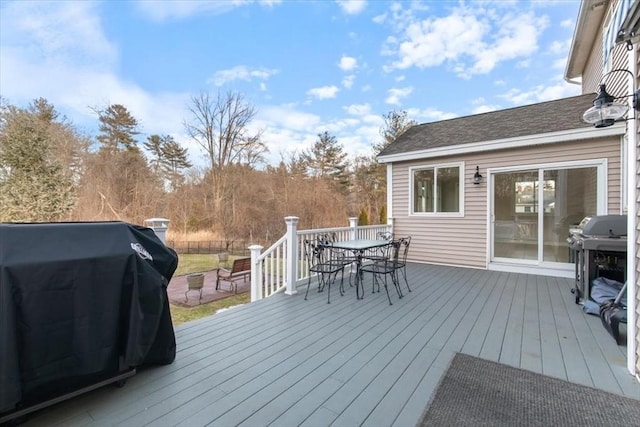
[378,125,625,164]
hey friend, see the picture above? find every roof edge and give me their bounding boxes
[565,0,608,81]
[377,124,625,164]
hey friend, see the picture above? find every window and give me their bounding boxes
[412,164,461,214]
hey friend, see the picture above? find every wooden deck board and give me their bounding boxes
[14,263,638,427]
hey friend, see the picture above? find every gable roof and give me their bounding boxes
[377,94,597,159]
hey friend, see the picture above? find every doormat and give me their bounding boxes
[417,353,640,427]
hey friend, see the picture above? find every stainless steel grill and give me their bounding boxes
[566,215,627,304]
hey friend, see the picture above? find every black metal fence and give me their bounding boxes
[166,240,252,255]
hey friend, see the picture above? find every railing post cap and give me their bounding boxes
[248,244,264,250]
[284,216,299,223]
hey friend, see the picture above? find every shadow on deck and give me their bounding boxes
[16,263,640,426]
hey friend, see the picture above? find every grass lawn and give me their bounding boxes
[173,253,246,277]
[169,293,250,326]
[170,253,250,326]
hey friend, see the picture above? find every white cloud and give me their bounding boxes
[344,103,371,115]
[385,86,413,105]
[1,1,117,70]
[382,3,549,78]
[372,13,387,24]
[499,81,581,106]
[471,104,501,114]
[258,105,321,132]
[560,18,573,28]
[342,75,356,89]
[338,55,358,71]
[407,107,457,122]
[207,66,278,86]
[335,0,367,15]
[0,1,204,163]
[307,85,340,100]
[552,58,567,70]
[136,0,282,22]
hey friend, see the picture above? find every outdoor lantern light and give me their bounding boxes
[473,166,482,185]
[583,68,640,128]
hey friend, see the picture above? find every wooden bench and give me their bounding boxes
[215,257,251,293]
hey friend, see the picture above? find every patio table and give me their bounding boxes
[329,239,390,299]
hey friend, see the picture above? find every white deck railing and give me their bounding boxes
[249,217,392,301]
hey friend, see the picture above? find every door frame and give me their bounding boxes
[487,159,608,277]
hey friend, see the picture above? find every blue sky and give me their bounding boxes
[0,0,583,167]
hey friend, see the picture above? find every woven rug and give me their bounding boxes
[418,353,640,427]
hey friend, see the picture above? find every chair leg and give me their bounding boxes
[382,273,393,305]
[401,267,411,292]
[325,273,331,304]
[392,270,403,299]
[305,277,312,300]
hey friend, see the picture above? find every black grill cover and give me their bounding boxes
[0,221,178,413]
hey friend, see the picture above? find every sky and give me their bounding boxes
[0,0,584,167]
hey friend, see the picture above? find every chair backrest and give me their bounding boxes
[389,239,402,263]
[377,231,394,241]
[232,257,251,273]
[317,233,336,245]
[304,239,332,266]
[398,236,411,264]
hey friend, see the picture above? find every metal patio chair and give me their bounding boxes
[360,239,403,305]
[303,238,346,304]
[393,236,412,293]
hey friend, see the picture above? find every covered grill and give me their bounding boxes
[566,215,627,304]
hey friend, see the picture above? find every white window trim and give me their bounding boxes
[408,161,465,217]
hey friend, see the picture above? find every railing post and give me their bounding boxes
[387,216,394,235]
[349,217,358,240]
[284,216,299,295]
[249,244,263,302]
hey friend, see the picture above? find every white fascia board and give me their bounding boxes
[377,124,626,164]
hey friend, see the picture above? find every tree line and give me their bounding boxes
[0,91,415,248]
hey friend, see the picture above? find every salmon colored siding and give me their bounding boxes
[390,137,623,269]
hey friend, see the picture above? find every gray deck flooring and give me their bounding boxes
[22,263,639,426]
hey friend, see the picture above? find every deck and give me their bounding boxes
[21,263,640,426]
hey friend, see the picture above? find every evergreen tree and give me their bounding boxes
[161,136,192,191]
[358,208,369,226]
[144,134,164,174]
[302,131,350,192]
[96,103,140,153]
[0,101,76,221]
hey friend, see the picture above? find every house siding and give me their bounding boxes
[582,0,631,96]
[583,23,604,94]
[390,137,623,269]
[574,0,639,378]
[635,42,640,379]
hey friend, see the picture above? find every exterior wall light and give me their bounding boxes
[583,68,640,128]
[473,166,482,185]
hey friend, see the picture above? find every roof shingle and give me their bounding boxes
[378,94,596,157]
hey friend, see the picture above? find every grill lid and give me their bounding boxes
[578,215,627,237]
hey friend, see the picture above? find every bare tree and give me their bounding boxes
[183,90,266,236]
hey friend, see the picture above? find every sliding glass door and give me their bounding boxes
[492,165,599,264]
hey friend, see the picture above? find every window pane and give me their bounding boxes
[414,169,434,213]
[542,167,598,262]
[437,167,459,212]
